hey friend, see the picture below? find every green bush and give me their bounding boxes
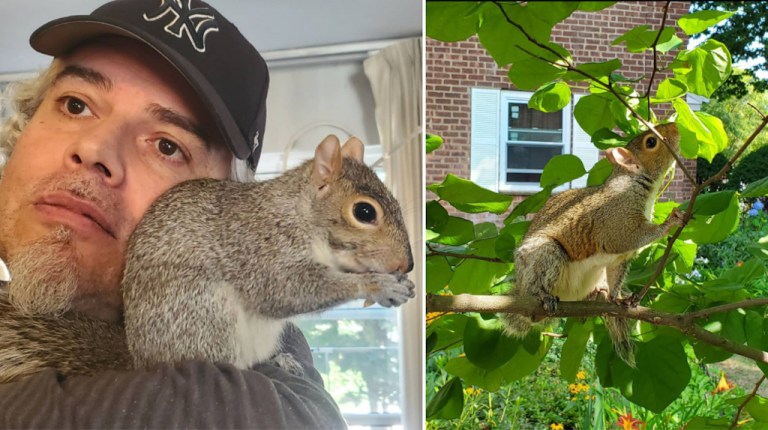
[696,209,768,294]
[730,145,768,191]
[697,153,729,192]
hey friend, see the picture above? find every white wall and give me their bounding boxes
[258,58,381,176]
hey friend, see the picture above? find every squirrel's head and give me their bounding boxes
[307,135,413,275]
[605,123,679,180]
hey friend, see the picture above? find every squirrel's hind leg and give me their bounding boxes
[501,236,567,338]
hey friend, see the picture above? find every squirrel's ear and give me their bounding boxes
[341,137,365,162]
[312,135,343,186]
[605,147,641,173]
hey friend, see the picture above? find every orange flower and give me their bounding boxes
[712,371,735,394]
[737,261,743,267]
[616,410,644,430]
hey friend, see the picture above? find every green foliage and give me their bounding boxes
[426,338,749,429]
[731,145,768,191]
[690,1,768,98]
[426,0,767,425]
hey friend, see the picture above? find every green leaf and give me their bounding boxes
[498,334,552,382]
[743,177,768,198]
[540,154,586,188]
[494,225,518,262]
[673,99,729,161]
[449,239,513,294]
[674,39,732,98]
[613,26,679,53]
[564,59,622,81]
[697,112,729,162]
[528,82,572,113]
[652,78,687,102]
[426,256,454,294]
[561,319,593,382]
[426,134,444,153]
[508,57,566,90]
[426,200,449,232]
[704,259,766,291]
[693,310,744,362]
[591,128,630,150]
[587,158,614,187]
[426,377,464,420]
[678,191,739,244]
[444,356,504,392]
[574,93,614,135]
[577,2,616,12]
[629,337,692,412]
[427,313,470,353]
[425,2,480,42]
[429,174,514,214]
[429,215,475,246]
[507,185,554,220]
[464,315,518,370]
[678,10,735,36]
[477,2,574,67]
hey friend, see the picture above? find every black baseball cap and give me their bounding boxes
[29,0,269,169]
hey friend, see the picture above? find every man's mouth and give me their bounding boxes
[35,193,115,238]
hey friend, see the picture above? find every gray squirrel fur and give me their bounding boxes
[501,123,684,367]
[0,134,415,382]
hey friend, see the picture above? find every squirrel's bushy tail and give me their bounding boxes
[500,312,533,338]
[605,315,635,367]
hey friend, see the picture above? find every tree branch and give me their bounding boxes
[427,244,507,264]
[427,294,768,365]
[731,375,765,429]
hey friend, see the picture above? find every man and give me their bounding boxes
[0,0,346,428]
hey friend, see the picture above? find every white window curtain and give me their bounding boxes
[363,37,422,430]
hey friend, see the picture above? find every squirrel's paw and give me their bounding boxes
[667,207,686,227]
[270,352,305,377]
[534,292,559,316]
[362,273,415,307]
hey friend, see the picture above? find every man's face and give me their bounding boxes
[0,37,231,319]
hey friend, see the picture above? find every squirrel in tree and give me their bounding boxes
[0,134,415,381]
[501,123,685,367]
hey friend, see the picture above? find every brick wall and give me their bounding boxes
[426,1,695,215]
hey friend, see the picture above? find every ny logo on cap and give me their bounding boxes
[143,0,219,53]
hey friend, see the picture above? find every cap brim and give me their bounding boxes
[30,17,252,161]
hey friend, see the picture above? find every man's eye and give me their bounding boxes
[158,139,180,157]
[63,96,92,116]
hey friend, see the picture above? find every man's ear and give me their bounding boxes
[605,147,641,173]
[311,135,343,187]
[341,137,365,162]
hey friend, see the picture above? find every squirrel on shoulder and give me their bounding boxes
[501,123,684,367]
[0,134,415,382]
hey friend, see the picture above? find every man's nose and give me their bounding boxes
[63,122,125,185]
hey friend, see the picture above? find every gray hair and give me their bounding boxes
[0,60,255,183]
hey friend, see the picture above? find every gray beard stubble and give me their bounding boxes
[7,226,78,316]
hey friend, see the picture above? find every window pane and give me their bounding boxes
[507,145,563,170]
[506,172,543,183]
[508,101,563,129]
[296,304,402,426]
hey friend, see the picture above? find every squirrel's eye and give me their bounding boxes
[646,137,657,149]
[353,202,377,224]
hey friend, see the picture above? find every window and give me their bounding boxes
[470,88,597,194]
[500,91,570,193]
